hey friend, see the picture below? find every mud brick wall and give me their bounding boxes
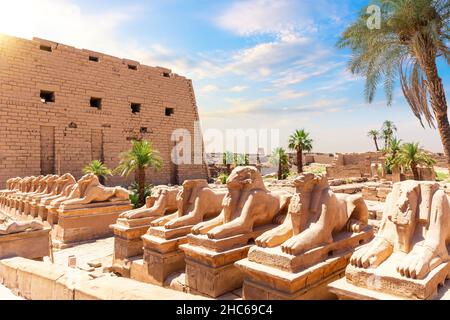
[0,34,208,188]
[326,152,384,179]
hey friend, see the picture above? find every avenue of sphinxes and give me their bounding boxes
[0,23,449,303]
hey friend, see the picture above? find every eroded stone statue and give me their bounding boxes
[39,174,76,203]
[60,173,129,207]
[192,166,291,239]
[255,173,369,255]
[349,180,450,280]
[151,179,227,229]
[119,185,179,220]
[0,216,44,235]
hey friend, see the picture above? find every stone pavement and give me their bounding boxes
[0,283,23,300]
[51,236,114,270]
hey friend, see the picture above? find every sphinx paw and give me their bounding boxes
[347,219,366,233]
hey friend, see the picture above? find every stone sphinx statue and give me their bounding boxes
[40,173,76,203]
[255,173,369,255]
[349,180,450,280]
[192,166,291,239]
[37,174,77,219]
[119,185,179,220]
[25,175,60,216]
[59,173,129,207]
[151,179,227,229]
[0,216,44,235]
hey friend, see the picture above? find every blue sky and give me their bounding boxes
[0,0,448,153]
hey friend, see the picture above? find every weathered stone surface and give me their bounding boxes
[340,181,450,300]
[0,34,208,188]
[236,173,373,300]
[0,228,51,260]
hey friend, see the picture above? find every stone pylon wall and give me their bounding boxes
[0,34,208,188]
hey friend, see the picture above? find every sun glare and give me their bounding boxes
[0,1,36,39]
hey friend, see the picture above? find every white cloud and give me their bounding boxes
[278,90,307,100]
[215,0,317,39]
[201,85,220,94]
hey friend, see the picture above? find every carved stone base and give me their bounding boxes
[141,247,186,286]
[0,228,51,260]
[340,253,450,300]
[46,207,59,226]
[235,227,374,300]
[111,217,157,276]
[29,202,40,218]
[37,204,48,221]
[180,225,275,298]
[52,201,132,248]
[136,225,192,285]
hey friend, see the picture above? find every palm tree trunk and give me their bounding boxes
[297,148,303,174]
[411,162,419,181]
[373,138,379,151]
[278,162,282,180]
[137,167,146,206]
[416,42,450,171]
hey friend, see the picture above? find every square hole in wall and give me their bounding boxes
[39,45,52,52]
[40,90,55,103]
[163,72,171,78]
[128,64,137,70]
[131,103,141,114]
[140,127,148,134]
[89,56,99,62]
[90,97,102,109]
[165,107,174,116]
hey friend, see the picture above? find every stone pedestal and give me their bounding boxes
[111,217,157,277]
[37,203,49,221]
[138,225,192,286]
[0,228,51,260]
[52,201,132,249]
[235,227,373,300]
[46,206,59,226]
[180,225,275,298]
[329,252,450,300]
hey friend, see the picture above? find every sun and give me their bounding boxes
[0,1,35,39]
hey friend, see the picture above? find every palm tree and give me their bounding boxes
[395,142,436,180]
[381,121,398,149]
[115,140,163,206]
[388,138,403,159]
[222,151,234,174]
[338,0,450,171]
[235,153,250,166]
[367,130,381,151]
[270,147,289,180]
[385,138,403,173]
[82,160,112,185]
[288,129,313,173]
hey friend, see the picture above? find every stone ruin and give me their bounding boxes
[0,173,132,251]
[1,171,450,300]
[329,181,450,300]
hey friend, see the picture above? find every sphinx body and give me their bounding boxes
[119,185,180,220]
[192,166,291,240]
[151,179,227,229]
[39,174,76,205]
[60,173,129,207]
[255,173,369,255]
[350,181,450,280]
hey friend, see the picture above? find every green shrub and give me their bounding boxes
[217,173,229,184]
[129,182,153,208]
[436,171,449,182]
